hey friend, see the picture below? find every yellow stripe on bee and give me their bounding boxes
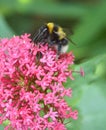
[58,27,66,40]
[47,22,54,33]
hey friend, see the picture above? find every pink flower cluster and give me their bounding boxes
[0,34,79,130]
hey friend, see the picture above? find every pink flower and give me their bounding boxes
[44,108,58,121]
[0,34,82,130]
[80,67,85,76]
[54,122,67,130]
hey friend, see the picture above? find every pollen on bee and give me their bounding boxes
[58,27,66,40]
[47,22,54,33]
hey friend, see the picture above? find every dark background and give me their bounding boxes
[0,0,106,130]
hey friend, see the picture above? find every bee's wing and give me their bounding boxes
[32,26,48,43]
[64,28,74,35]
[32,31,40,42]
[64,28,76,45]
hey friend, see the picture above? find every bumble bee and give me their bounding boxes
[32,22,70,55]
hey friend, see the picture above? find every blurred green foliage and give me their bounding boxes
[0,0,106,130]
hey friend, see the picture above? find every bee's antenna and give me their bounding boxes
[68,38,76,46]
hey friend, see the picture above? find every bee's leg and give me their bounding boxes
[36,51,43,60]
[57,44,62,55]
[47,36,53,46]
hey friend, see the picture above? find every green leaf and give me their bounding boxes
[66,54,106,130]
[72,1,106,46]
[0,125,4,130]
[0,0,88,18]
[72,38,106,61]
[77,85,106,130]
[0,15,15,38]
